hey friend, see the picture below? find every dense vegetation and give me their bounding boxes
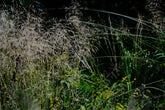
[0,0,165,109]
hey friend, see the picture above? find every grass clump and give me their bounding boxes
[0,1,165,110]
[0,2,100,109]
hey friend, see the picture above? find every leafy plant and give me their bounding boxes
[0,0,165,110]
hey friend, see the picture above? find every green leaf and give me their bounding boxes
[80,105,86,110]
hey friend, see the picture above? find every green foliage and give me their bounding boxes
[0,1,165,110]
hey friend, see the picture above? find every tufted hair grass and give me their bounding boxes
[0,2,102,109]
[0,1,165,109]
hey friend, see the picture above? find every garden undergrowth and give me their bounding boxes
[0,1,165,110]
